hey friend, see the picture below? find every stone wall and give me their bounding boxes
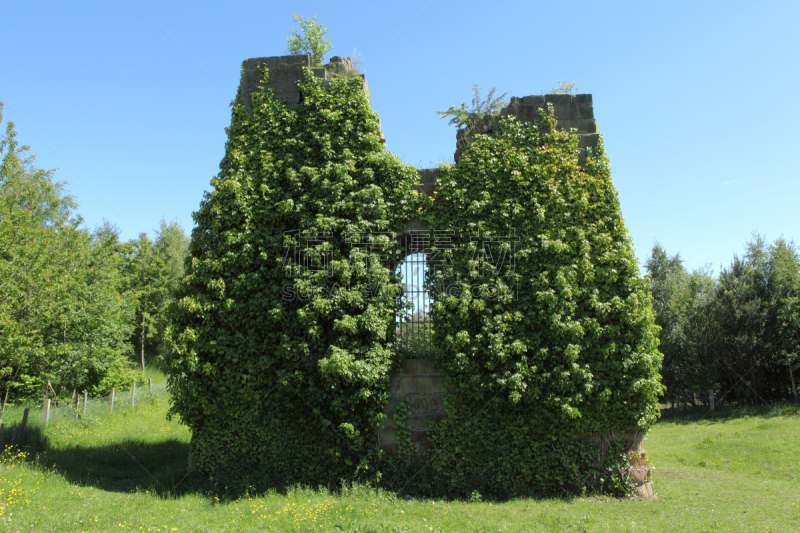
[454,93,600,165]
[237,54,384,142]
[378,358,447,455]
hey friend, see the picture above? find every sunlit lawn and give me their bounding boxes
[1,389,798,532]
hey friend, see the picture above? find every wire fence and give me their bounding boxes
[0,379,170,451]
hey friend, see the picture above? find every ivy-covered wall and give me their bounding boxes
[425,109,662,497]
[166,56,419,487]
[166,55,663,498]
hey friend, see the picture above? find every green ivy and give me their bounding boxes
[392,399,414,460]
[166,65,662,498]
[165,67,419,488]
[424,108,663,498]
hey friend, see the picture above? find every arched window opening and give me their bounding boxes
[395,234,432,358]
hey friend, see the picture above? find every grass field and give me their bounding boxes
[1,387,798,532]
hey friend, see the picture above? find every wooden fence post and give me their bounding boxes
[83,391,88,417]
[110,388,115,413]
[43,399,50,425]
[148,378,152,394]
[20,408,29,442]
[709,390,715,413]
[132,382,136,410]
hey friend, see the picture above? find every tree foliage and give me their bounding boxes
[0,105,186,408]
[646,236,800,407]
[550,80,580,95]
[286,14,333,68]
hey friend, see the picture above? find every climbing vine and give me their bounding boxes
[424,107,663,498]
[165,67,419,488]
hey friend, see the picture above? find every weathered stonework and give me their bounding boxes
[378,358,448,455]
[454,93,600,165]
[236,54,384,142]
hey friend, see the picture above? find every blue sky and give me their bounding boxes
[2,0,798,274]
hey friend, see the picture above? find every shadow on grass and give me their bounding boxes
[658,400,799,425]
[7,425,214,497]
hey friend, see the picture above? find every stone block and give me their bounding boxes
[578,133,600,149]
[391,376,407,393]
[378,428,397,444]
[311,68,328,80]
[522,95,546,106]
[630,466,651,485]
[404,394,442,412]
[277,55,311,69]
[633,482,655,499]
[401,359,418,375]
[559,119,580,131]
[544,93,571,106]
[520,106,544,123]
[416,359,439,375]
[383,396,400,413]
[400,376,446,394]
[578,119,596,134]
[574,96,594,120]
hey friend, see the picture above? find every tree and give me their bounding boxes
[287,14,333,68]
[154,218,190,294]
[0,102,79,408]
[121,234,170,374]
[648,236,800,408]
[645,243,717,407]
[550,80,580,95]
[0,105,140,407]
[435,84,508,132]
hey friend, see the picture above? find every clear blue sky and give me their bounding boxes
[2,0,798,274]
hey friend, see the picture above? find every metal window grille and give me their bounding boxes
[395,233,433,358]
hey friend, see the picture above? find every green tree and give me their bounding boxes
[154,218,190,294]
[0,103,80,408]
[550,80,580,94]
[645,243,717,407]
[0,105,140,406]
[121,234,170,374]
[435,84,508,132]
[287,14,333,68]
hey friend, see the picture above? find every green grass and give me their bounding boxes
[1,397,799,532]
[143,367,168,385]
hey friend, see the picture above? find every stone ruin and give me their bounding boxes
[235,54,653,497]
